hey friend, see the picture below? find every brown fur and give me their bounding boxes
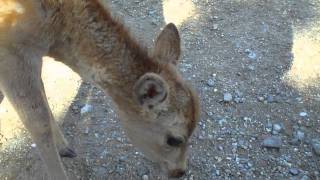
[0,0,200,179]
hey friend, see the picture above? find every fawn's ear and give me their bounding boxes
[154,23,181,65]
[133,73,169,109]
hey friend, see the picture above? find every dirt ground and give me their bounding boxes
[1,0,320,179]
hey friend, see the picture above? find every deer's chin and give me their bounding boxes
[159,162,169,175]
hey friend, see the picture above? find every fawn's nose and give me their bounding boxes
[169,169,186,178]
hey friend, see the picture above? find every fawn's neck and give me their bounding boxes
[53,0,160,111]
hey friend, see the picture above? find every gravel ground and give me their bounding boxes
[1,0,320,179]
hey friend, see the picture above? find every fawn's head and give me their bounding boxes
[118,23,200,178]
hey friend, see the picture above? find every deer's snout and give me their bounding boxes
[169,169,186,178]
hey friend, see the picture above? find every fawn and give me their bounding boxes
[0,0,200,179]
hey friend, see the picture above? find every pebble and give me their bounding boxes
[216,170,221,176]
[245,49,257,60]
[294,130,305,141]
[274,124,282,131]
[218,118,227,126]
[212,24,218,30]
[262,136,282,149]
[272,124,282,134]
[142,175,149,180]
[207,79,215,87]
[223,93,233,102]
[84,127,89,135]
[258,96,265,102]
[189,175,194,180]
[289,168,300,176]
[265,122,273,133]
[299,112,308,117]
[31,143,37,148]
[248,65,255,71]
[267,95,274,103]
[311,139,320,156]
[81,104,93,114]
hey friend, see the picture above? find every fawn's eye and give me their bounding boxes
[167,135,184,147]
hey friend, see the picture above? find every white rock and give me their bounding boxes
[299,112,308,117]
[223,93,233,102]
[142,175,149,180]
[81,104,93,114]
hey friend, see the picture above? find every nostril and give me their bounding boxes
[170,169,186,178]
[177,170,185,177]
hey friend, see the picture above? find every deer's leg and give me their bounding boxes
[0,54,68,180]
[52,119,77,158]
[36,68,76,157]
[36,83,76,158]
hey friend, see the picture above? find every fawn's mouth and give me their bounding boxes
[168,169,186,178]
[160,161,186,179]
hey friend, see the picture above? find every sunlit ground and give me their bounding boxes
[162,0,198,26]
[284,23,320,92]
[0,57,81,149]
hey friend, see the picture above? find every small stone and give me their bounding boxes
[258,96,265,102]
[311,139,320,156]
[81,104,93,114]
[188,175,194,180]
[223,93,233,102]
[216,170,221,176]
[31,143,37,148]
[248,65,255,71]
[294,130,305,141]
[262,136,282,149]
[273,124,282,131]
[272,124,282,134]
[265,122,273,133]
[84,127,89,135]
[218,118,227,126]
[207,79,215,87]
[289,168,300,176]
[142,175,149,180]
[267,95,274,103]
[148,10,156,16]
[212,24,218,30]
[245,49,257,60]
[94,133,99,138]
[299,112,308,117]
